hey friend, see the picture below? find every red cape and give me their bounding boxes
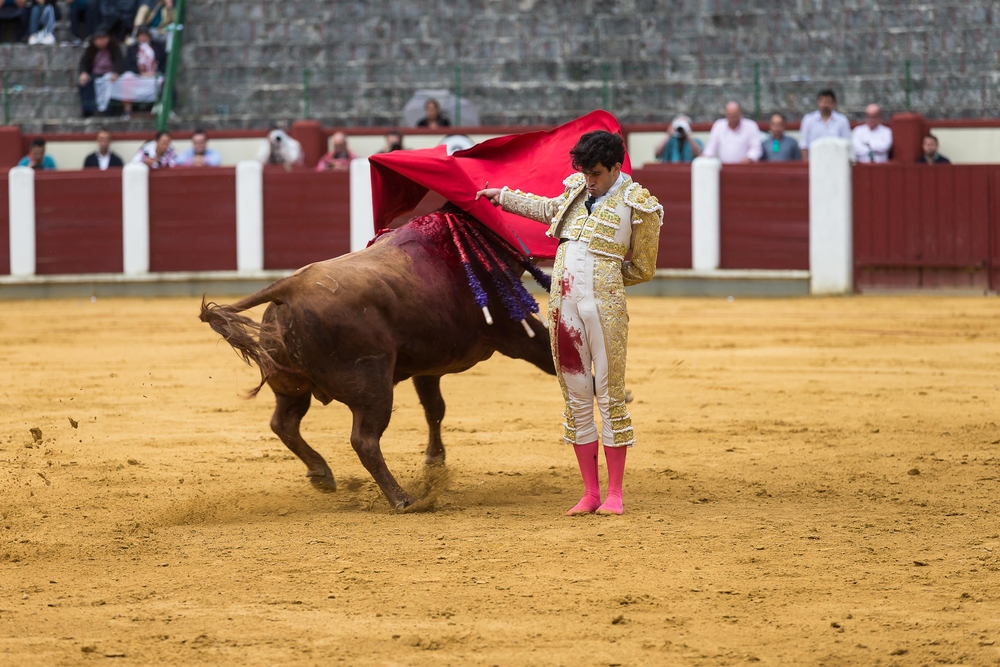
[368,110,631,259]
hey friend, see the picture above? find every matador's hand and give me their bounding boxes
[475,187,502,206]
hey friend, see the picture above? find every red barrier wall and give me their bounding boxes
[0,172,8,275]
[853,164,992,290]
[34,171,123,275]
[719,164,810,270]
[991,167,1000,291]
[149,169,237,272]
[263,168,351,269]
[632,164,692,269]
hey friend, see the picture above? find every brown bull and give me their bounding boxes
[200,209,555,509]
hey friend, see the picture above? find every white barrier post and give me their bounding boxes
[8,167,35,277]
[691,156,721,271]
[809,138,853,294]
[236,160,264,272]
[349,157,373,253]
[122,163,150,275]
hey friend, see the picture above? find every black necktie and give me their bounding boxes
[585,195,596,214]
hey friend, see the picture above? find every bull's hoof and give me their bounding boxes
[424,454,446,467]
[393,495,418,511]
[307,471,337,493]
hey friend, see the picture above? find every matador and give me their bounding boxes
[477,130,663,515]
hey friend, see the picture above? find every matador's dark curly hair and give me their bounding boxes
[569,130,626,172]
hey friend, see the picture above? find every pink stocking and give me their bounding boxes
[597,445,627,515]
[566,441,601,516]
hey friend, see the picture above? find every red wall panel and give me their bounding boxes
[631,164,691,269]
[0,173,8,275]
[149,169,237,272]
[33,170,123,275]
[263,168,350,270]
[719,164,809,270]
[990,166,1000,292]
[853,164,991,291]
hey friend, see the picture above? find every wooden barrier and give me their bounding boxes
[853,164,993,290]
[262,168,351,270]
[0,171,8,275]
[720,163,809,271]
[149,169,238,272]
[631,164,692,269]
[34,170,122,275]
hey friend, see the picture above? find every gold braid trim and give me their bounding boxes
[624,182,664,222]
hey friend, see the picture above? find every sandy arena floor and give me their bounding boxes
[1,294,999,666]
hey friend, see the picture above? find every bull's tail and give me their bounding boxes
[199,280,291,397]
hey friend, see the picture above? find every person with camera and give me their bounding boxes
[653,114,703,163]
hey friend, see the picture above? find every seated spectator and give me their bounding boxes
[703,101,762,164]
[67,0,93,45]
[131,130,177,168]
[256,127,304,166]
[851,104,893,163]
[127,0,171,44]
[916,134,950,164]
[760,113,801,161]
[0,0,30,44]
[799,89,851,160]
[97,0,139,42]
[113,26,165,119]
[27,0,57,45]
[83,127,124,169]
[77,30,124,117]
[177,129,221,167]
[316,131,355,171]
[654,114,703,163]
[18,137,57,170]
[378,130,403,153]
[417,98,450,128]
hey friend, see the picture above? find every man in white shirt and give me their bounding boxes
[702,101,762,164]
[851,104,893,163]
[799,89,852,160]
[82,128,124,170]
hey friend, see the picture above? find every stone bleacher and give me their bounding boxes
[1,0,998,134]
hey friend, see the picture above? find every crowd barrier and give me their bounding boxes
[4,139,1000,294]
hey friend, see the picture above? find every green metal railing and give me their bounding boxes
[155,0,186,132]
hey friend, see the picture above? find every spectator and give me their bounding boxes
[83,127,124,169]
[759,113,801,162]
[654,114,703,163]
[77,30,124,117]
[378,130,403,153]
[799,89,851,160]
[0,0,30,43]
[256,127,304,166]
[851,104,893,163]
[916,134,951,164]
[27,0,57,45]
[702,101,762,164]
[114,26,165,119]
[316,131,355,171]
[97,0,138,42]
[132,130,177,168]
[417,98,450,128]
[18,137,57,170]
[177,129,221,167]
[67,0,93,44]
[128,0,171,44]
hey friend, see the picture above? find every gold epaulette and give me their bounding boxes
[562,172,586,189]
[623,182,664,223]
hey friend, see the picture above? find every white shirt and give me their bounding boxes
[96,151,111,171]
[799,110,852,149]
[702,118,763,163]
[851,123,893,163]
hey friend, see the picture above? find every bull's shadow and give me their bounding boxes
[201,208,556,510]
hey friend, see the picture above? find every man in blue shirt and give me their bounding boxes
[760,113,802,161]
[18,138,57,170]
[176,129,222,167]
[654,114,703,163]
